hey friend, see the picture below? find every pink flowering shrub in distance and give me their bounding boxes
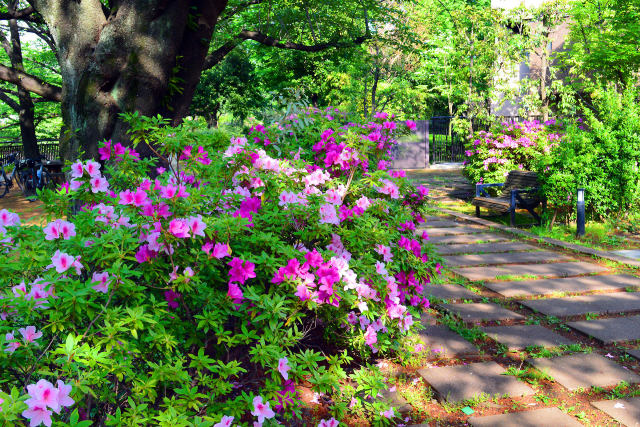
[0,109,437,426]
[463,119,563,190]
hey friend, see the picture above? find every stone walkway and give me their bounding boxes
[407,212,640,426]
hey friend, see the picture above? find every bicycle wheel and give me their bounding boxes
[0,170,9,198]
[21,168,36,198]
[38,169,55,191]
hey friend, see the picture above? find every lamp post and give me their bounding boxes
[576,188,585,237]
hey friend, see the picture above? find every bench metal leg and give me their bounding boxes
[509,208,516,227]
[475,206,480,217]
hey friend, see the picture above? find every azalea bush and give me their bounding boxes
[535,86,640,223]
[463,119,564,188]
[0,109,437,426]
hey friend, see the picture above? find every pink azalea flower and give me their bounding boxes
[318,418,340,427]
[50,250,82,274]
[169,219,190,238]
[22,404,53,427]
[188,215,207,237]
[227,258,256,284]
[4,332,20,353]
[91,272,111,293]
[214,416,234,427]
[84,160,101,177]
[132,188,149,207]
[381,408,395,419]
[319,203,340,225]
[0,209,20,227]
[227,283,244,306]
[98,140,111,160]
[406,120,417,131]
[213,243,230,259]
[375,244,393,262]
[375,261,388,276]
[19,326,42,343]
[90,176,109,193]
[43,220,75,240]
[364,325,378,353]
[55,380,74,410]
[160,184,177,199]
[25,379,60,414]
[251,396,275,424]
[70,161,84,178]
[277,357,291,380]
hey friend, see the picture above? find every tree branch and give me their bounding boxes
[0,6,41,22]
[0,64,61,101]
[0,89,19,110]
[204,29,371,69]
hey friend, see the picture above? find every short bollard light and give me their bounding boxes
[577,188,585,237]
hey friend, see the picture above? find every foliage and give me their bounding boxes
[535,86,640,222]
[462,119,563,186]
[0,110,435,426]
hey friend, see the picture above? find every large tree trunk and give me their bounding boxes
[32,0,228,161]
[8,1,38,159]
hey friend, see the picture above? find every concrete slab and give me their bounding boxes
[418,325,479,357]
[612,249,640,260]
[417,361,535,402]
[484,274,640,298]
[420,313,438,326]
[377,389,411,416]
[444,251,571,267]
[423,284,479,301]
[420,225,486,236]
[520,292,640,317]
[568,316,640,344]
[440,303,524,322]
[436,241,540,255]
[592,397,640,427]
[527,353,640,391]
[627,350,640,362]
[454,262,607,281]
[430,233,509,245]
[469,407,583,427]
[422,220,464,228]
[482,325,574,350]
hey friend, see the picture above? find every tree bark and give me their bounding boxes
[8,0,39,160]
[30,0,228,160]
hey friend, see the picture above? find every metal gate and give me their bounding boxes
[429,116,466,164]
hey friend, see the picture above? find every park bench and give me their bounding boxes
[472,170,545,227]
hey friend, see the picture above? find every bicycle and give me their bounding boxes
[19,155,55,199]
[0,153,24,198]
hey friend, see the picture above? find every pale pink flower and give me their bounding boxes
[375,261,388,276]
[55,380,74,411]
[188,215,207,237]
[278,357,291,380]
[169,219,190,238]
[319,203,340,225]
[90,175,109,193]
[381,408,395,419]
[375,244,393,262]
[318,418,340,427]
[70,161,84,178]
[251,396,275,424]
[43,220,75,240]
[4,332,20,353]
[21,404,52,427]
[84,160,101,177]
[18,326,42,343]
[25,379,60,414]
[214,416,234,427]
[0,209,20,227]
[91,272,111,293]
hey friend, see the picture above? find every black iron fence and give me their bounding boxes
[429,116,466,164]
[0,139,59,163]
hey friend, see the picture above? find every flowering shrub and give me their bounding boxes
[0,109,436,426]
[463,119,563,188]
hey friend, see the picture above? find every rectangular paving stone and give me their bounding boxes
[454,262,607,281]
[568,316,640,344]
[440,303,524,322]
[484,274,640,297]
[421,225,486,236]
[423,284,479,301]
[444,251,571,267]
[482,325,574,350]
[422,220,463,228]
[592,397,640,427]
[527,353,640,391]
[418,361,535,402]
[628,349,640,362]
[520,292,640,317]
[469,407,583,427]
[430,233,509,245]
[436,241,540,255]
[418,325,479,357]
